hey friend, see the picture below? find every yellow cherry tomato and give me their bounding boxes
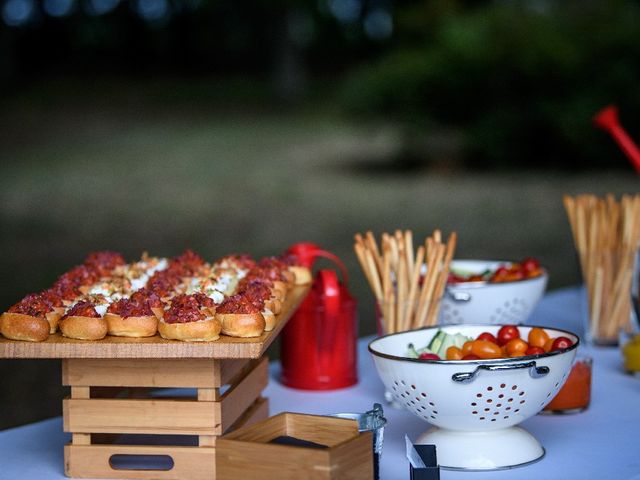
[446,346,464,360]
[528,327,550,348]
[471,340,503,359]
[543,337,555,353]
[462,341,474,355]
[505,338,529,356]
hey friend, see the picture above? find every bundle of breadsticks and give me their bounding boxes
[354,229,457,334]
[563,194,640,343]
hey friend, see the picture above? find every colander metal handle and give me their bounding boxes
[451,361,550,384]
[445,287,472,302]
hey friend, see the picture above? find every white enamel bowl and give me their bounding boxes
[440,260,548,325]
[369,324,578,470]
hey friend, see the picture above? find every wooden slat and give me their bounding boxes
[64,359,217,388]
[216,440,330,480]
[330,431,374,480]
[217,357,269,433]
[0,285,308,359]
[72,433,91,445]
[197,388,218,402]
[198,396,270,447]
[64,398,219,436]
[71,386,90,399]
[64,444,215,480]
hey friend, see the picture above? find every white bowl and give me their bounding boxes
[439,260,548,325]
[368,324,578,470]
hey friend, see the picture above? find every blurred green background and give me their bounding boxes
[1,0,639,428]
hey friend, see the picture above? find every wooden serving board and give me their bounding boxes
[0,285,309,360]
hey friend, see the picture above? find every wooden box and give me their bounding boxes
[216,413,373,480]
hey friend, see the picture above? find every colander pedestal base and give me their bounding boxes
[416,426,544,470]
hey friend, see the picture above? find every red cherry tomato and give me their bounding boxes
[497,325,520,346]
[551,337,573,351]
[525,346,545,356]
[521,257,540,274]
[477,332,498,344]
[462,354,480,360]
[419,353,440,360]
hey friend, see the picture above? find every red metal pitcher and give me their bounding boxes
[280,243,358,390]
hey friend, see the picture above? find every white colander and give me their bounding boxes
[439,260,548,325]
[368,324,578,470]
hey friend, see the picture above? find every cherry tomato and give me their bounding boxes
[551,337,573,351]
[462,341,474,355]
[543,338,555,353]
[525,346,545,356]
[468,274,485,282]
[528,327,550,348]
[477,332,498,344]
[446,346,463,360]
[521,257,540,274]
[509,263,522,273]
[526,267,543,278]
[491,266,510,282]
[509,351,526,358]
[505,338,528,356]
[419,353,440,360]
[462,354,480,360]
[448,273,466,284]
[471,340,503,359]
[497,325,520,346]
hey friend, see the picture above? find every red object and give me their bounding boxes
[593,105,640,173]
[544,358,592,412]
[280,244,357,390]
[496,325,520,346]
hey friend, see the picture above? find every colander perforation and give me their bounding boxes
[470,383,528,422]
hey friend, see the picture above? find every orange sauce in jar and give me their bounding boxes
[544,357,592,413]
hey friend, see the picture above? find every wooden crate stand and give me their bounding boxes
[63,356,270,480]
[0,285,310,480]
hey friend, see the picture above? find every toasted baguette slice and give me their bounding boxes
[158,316,221,342]
[46,311,61,334]
[105,313,158,338]
[262,309,276,332]
[0,313,50,342]
[288,265,312,285]
[217,312,265,337]
[60,315,108,341]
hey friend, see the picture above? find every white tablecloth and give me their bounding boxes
[1,287,639,479]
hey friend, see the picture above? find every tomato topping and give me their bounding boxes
[217,294,261,314]
[63,301,100,319]
[8,293,55,317]
[497,325,520,346]
[168,250,206,277]
[164,294,208,324]
[84,251,125,276]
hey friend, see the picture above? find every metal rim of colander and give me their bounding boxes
[368,323,579,365]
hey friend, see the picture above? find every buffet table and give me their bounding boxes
[1,287,638,480]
